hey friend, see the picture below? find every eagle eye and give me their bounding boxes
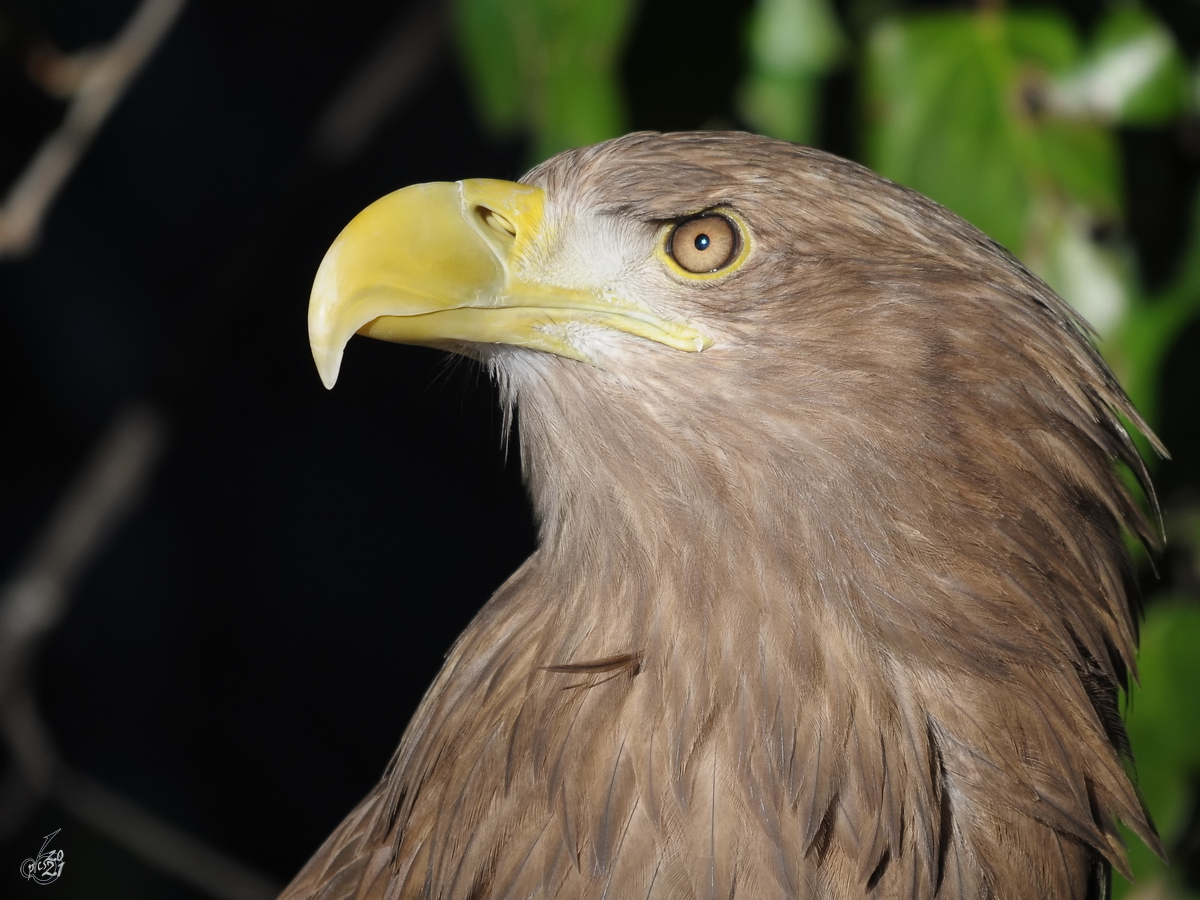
[669,215,739,274]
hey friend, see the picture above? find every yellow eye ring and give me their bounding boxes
[658,209,751,280]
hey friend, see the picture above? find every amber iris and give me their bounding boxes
[670,214,737,273]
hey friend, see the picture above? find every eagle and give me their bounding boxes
[289,132,1163,900]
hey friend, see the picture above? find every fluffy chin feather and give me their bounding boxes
[284,132,1162,900]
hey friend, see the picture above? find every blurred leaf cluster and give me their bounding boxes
[453,0,1200,896]
[859,5,1196,427]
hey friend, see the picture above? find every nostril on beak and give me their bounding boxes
[477,206,517,238]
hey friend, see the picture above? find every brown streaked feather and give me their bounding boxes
[283,132,1164,900]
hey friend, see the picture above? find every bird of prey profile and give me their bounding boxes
[290,132,1163,900]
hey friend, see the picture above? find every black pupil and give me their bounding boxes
[694,233,710,251]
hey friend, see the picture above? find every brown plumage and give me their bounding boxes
[287,132,1164,899]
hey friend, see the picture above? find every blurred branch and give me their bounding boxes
[54,767,278,900]
[311,0,448,165]
[0,688,59,836]
[0,403,164,835]
[0,404,277,898]
[0,0,187,259]
[0,405,165,700]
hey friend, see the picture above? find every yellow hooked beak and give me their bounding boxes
[308,179,711,388]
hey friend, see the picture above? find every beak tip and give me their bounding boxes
[312,345,343,390]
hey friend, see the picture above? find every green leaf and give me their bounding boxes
[454,0,638,159]
[456,0,524,133]
[1049,5,1188,126]
[739,0,846,144]
[1004,8,1080,74]
[863,10,1139,331]
[1035,119,1121,217]
[1106,185,1200,425]
[746,0,845,75]
[738,71,824,145]
[864,13,1053,252]
[1030,203,1130,336]
[1115,600,1200,896]
[1126,602,1200,829]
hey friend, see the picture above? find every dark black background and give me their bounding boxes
[1,1,1197,897]
[1,2,541,893]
